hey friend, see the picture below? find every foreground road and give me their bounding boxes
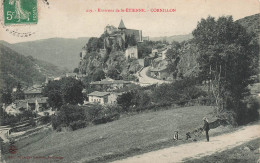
[138,67,170,85]
[112,123,260,163]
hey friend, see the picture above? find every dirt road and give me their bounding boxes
[112,124,260,163]
[138,67,170,85]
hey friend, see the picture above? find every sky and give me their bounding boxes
[0,0,259,43]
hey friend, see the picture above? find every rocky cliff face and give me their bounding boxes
[78,28,141,81]
[177,42,200,78]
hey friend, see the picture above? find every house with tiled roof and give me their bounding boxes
[150,65,169,80]
[24,86,43,99]
[90,78,131,91]
[88,91,110,104]
[87,91,122,104]
[13,97,48,113]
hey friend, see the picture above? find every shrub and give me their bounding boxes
[152,77,207,106]
[117,91,136,110]
[29,118,36,127]
[83,104,103,122]
[237,96,260,125]
[51,104,86,131]
[39,115,51,125]
[84,104,120,124]
[51,115,59,130]
[69,120,87,131]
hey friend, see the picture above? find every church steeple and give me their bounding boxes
[118,19,126,30]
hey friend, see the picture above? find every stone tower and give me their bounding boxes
[118,19,126,41]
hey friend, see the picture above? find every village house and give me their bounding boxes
[24,90,42,99]
[161,49,168,60]
[66,73,78,79]
[27,97,48,112]
[24,89,42,99]
[152,49,158,56]
[5,97,48,115]
[80,48,87,60]
[90,78,131,91]
[150,65,169,80]
[88,91,110,104]
[88,91,121,105]
[125,46,138,59]
[108,92,122,104]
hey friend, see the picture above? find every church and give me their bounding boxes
[104,19,143,45]
[117,19,143,43]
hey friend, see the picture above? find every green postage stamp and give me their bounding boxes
[3,0,38,25]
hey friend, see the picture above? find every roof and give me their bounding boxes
[118,19,126,29]
[24,90,42,94]
[88,91,110,97]
[14,100,29,109]
[90,79,131,85]
[27,97,48,104]
[66,73,77,76]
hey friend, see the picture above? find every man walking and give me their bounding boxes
[203,117,210,142]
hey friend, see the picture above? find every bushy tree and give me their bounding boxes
[61,77,84,105]
[42,80,63,109]
[11,83,25,101]
[166,47,181,79]
[137,41,153,58]
[117,91,136,110]
[107,66,120,79]
[193,16,259,124]
[73,68,79,74]
[92,69,105,81]
[0,89,12,105]
[43,77,84,109]
[152,77,204,104]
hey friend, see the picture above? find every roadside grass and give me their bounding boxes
[3,106,216,163]
[184,138,260,163]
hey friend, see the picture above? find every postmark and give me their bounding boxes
[8,140,17,154]
[3,0,38,25]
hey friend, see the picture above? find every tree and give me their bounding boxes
[92,69,105,81]
[42,80,63,109]
[43,77,84,109]
[61,77,84,105]
[192,16,259,124]
[166,47,181,79]
[0,88,12,105]
[11,82,25,101]
[107,66,120,79]
[73,68,79,74]
[117,91,136,110]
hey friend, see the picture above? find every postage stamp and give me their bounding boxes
[3,0,38,25]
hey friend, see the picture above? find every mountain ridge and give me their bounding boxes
[0,37,90,70]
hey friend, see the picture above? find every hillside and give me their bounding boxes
[0,43,64,88]
[150,33,193,43]
[2,106,215,163]
[236,13,260,36]
[0,37,89,70]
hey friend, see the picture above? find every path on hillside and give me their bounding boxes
[0,127,10,143]
[137,67,170,85]
[113,124,260,163]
